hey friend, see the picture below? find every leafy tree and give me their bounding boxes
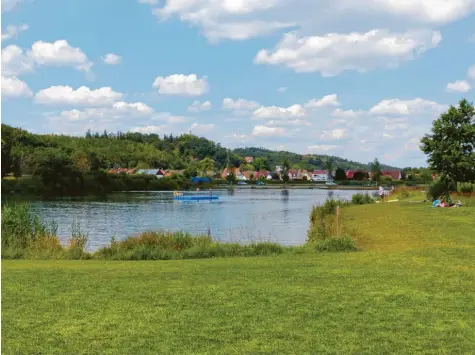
[198,157,215,176]
[226,171,236,184]
[334,167,347,181]
[324,158,334,180]
[282,159,290,187]
[370,158,382,182]
[253,157,266,172]
[240,163,255,171]
[421,99,475,188]
[353,171,367,181]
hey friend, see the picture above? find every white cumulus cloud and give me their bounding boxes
[1,75,32,97]
[35,86,124,106]
[1,40,93,76]
[305,94,340,108]
[1,45,35,76]
[149,0,475,42]
[153,74,209,96]
[320,129,347,140]
[1,24,29,41]
[252,125,286,137]
[102,53,121,65]
[58,101,154,121]
[222,98,260,111]
[2,0,25,12]
[28,40,93,73]
[332,108,363,118]
[187,100,212,112]
[131,125,167,134]
[255,29,441,76]
[446,80,471,93]
[190,123,215,133]
[253,104,306,119]
[369,98,447,116]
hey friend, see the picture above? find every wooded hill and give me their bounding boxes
[1,124,399,178]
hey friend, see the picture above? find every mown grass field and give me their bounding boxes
[2,199,475,355]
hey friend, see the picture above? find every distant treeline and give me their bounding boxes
[2,124,400,197]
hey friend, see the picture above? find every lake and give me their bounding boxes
[31,189,365,250]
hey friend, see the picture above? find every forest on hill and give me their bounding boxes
[1,124,398,178]
[1,124,400,196]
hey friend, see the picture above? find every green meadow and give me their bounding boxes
[2,196,475,354]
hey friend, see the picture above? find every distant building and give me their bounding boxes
[136,169,165,178]
[311,170,328,182]
[221,167,246,180]
[245,156,254,163]
[381,170,402,180]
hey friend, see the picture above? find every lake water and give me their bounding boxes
[31,189,364,250]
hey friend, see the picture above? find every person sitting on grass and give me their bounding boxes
[434,196,463,208]
[378,186,385,202]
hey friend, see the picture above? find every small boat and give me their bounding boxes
[172,191,218,201]
[174,195,219,201]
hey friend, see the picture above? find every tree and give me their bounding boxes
[324,158,334,180]
[420,99,475,188]
[253,157,266,172]
[282,159,290,187]
[353,171,368,181]
[198,157,215,176]
[334,167,347,181]
[370,158,382,182]
[226,171,236,184]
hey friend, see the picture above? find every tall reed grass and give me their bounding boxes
[307,198,361,252]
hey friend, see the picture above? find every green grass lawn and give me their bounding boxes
[3,200,475,354]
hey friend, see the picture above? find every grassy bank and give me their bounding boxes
[3,197,475,354]
[1,204,294,260]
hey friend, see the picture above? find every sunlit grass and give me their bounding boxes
[2,198,475,354]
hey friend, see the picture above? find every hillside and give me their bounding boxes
[1,125,398,180]
[233,147,400,171]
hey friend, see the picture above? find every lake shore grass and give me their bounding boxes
[1,203,298,260]
[3,195,475,354]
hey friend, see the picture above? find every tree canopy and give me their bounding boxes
[420,99,475,184]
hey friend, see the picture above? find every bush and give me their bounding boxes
[427,179,450,201]
[94,231,285,260]
[351,193,374,205]
[460,183,474,194]
[315,236,357,252]
[307,199,351,242]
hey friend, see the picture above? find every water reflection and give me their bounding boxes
[31,189,361,250]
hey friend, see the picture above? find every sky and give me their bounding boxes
[1,0,474,168]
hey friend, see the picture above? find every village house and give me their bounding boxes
[381,170,402,180]
[221,167,247,181]
[136,169,165,179]
[107,168,129,174]
[245,156,254,163]
[311,170,328,182]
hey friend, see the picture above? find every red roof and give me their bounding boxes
[381,170,401,180]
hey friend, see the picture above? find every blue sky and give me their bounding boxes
[2,0,474,167]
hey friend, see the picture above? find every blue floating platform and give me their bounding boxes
[174,195,219,201]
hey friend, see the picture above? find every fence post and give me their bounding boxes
[336,206,340,237]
